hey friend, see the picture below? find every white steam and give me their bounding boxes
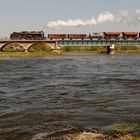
[47,12,114,28]
[97,12,114,23]
[116,10,129,24]
[46,10,140,29]
[135,9,140,23]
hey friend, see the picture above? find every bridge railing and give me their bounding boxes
[58,40,140,46]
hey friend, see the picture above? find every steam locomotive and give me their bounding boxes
[10,31,140,40]
[10,31,46,40]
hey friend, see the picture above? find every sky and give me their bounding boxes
[0,0,140,37]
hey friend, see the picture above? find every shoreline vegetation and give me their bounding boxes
[62,45,140,52]
[0,43,140,57]
[0,52,62,57]
[31,121,140,140]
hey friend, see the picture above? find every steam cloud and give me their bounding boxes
[46,9,140,29]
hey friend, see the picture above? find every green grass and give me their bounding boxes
[62,46,95,52]
[29,42,52,52]
[62,46,140,54]
[61,46,107,53]
[115,50,140,54]
[104,121,140,132]
[115,46,140,54]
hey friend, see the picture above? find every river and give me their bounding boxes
[0,53,140,139]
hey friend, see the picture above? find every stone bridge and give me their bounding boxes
[0,40,60,52]
[1,39,140,53]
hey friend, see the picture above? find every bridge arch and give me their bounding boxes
[0,40,60,52]
[0,42,24,52]
[27,42,52,52]
[18,43,34,52]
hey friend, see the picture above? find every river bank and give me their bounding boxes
[31,121,140,140]
[0,51,63,57]
[0,55,139,140]
[0,49,140,57]
[31,128,140,140]
[31,120,140,140]
[0,44,140,57]
[62,45,140,54]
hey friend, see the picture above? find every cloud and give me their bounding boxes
[135,9,140,24]
[116,10,129,24]
[46,10,140,29]
[47,11,114,29]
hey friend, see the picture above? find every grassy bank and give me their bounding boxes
[115,46,140,54]
[61,46,107,53]
[0,51,62,57]
[31,121,140,140]
[61,45,140,54]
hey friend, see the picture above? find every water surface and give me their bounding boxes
[0,54,140,139]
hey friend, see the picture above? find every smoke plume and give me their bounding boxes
[116,10,129,24]
[46,10,140,29]
[135,9,140,24]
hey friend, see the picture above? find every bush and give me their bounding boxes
[29,43,52,52]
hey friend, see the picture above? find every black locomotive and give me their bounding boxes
[10,31,46,40]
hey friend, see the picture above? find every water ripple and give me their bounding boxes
[0,54,140,139]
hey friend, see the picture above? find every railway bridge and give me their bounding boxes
[59,40,140,53]
[58,40,140,47]
[0,39,140,53]
[0,40,60,52]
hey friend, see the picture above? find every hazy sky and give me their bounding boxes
[0,0,140,37]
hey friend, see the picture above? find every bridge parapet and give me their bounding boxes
[58,40,140,46]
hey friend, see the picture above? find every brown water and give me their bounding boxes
[0,54,140,140]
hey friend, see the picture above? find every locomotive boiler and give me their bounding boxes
[10,31,46,40]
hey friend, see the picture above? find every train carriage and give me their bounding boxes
[48,34,67,40]
[122,32,139,40]
[103,32,122,40]
[68,34,87,40]
[89,32,104,40]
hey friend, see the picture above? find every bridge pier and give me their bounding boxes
[46,42,61,53]
[46,42,60,50]
[110,44,115,54]
[18,43,34,52]
[107,44,115,54]
[107,46,111,54]
[24,49,29,52]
